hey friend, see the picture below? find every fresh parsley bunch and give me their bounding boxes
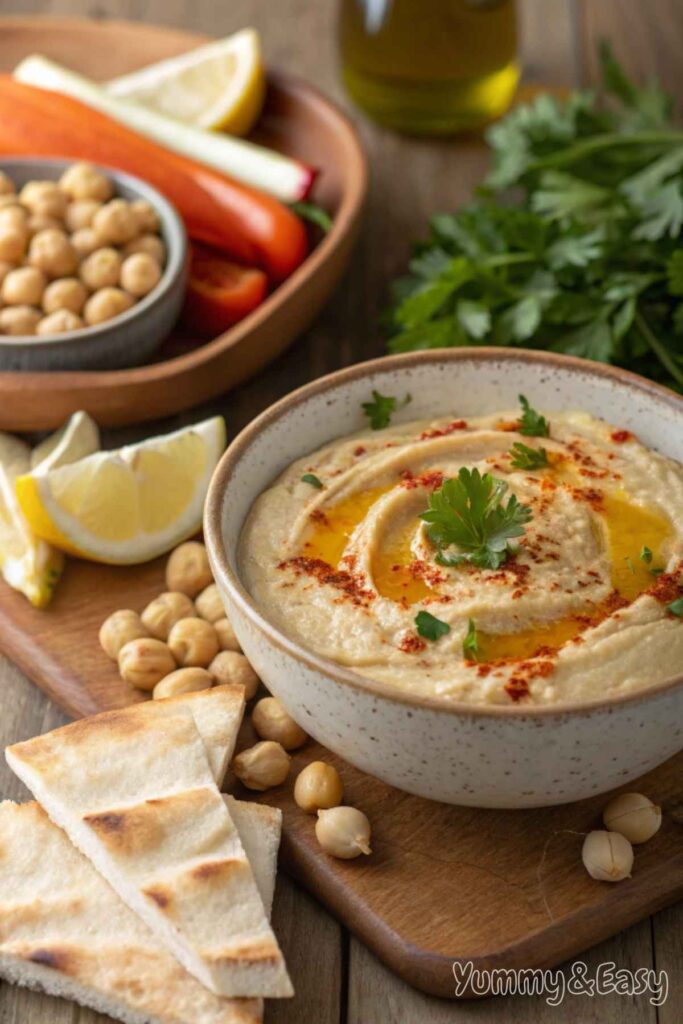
[386,44,683,391]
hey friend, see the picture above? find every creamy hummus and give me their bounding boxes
[239,407,683,705]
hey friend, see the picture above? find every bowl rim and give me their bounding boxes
[0,156,186,349]
[205,347,683,719]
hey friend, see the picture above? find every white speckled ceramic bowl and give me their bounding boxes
[205,349,683,808]
[0,159,187,371]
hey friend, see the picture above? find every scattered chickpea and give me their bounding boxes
[213,617,241,652]
[294,761,343,813]
[315,807,372,860]
[252,697,307,751]
[64,199,102,233]
[42,277,88,316]
[0,224,28,262]
[118,637,175,691]
[141,591,195,640]
[37,310,84,335]
[2,266,46,307]
[122,233,166,264]
[28,228,78,278]
[0,306,41,335]
[20,181,67,221]
[120,252,161,298]
[581,830,633,882]
[153,667,213,700]
[232,741,291,791]
[168,616,219,668]
[0,171,15,195]
[71,227,100,258]
[194,583,225,624]
[208,651,258,699]
[93,198,139,245]
[130,199,160,234]
[99,608,149,660]
[602,792,662,845]
[79,247,122,291]
[60,162,114,203]
[84,287,133,326]
[165,541,213,597]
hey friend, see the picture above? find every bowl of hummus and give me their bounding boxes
[205,349,683,807]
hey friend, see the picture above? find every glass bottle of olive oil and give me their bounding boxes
[338,0,519,134]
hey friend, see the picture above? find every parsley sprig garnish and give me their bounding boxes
[668,596,683,617]
[509,441,548,470]
[301,473,324,489]
[361,390,412,430]
[415,610,450,641]
[420,468,533,571]
[463,619,479,660]
[386,43,683,393]
[518,395,550,438]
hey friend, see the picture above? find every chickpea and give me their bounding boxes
[84,287,133,326]
[118,637,175,691]
[122,234,166,265]
[141,591,195,640]
[0,224,28,262]
[120,252,161,298]
[214,617,242,652]
[2,266,46,307]
[28,229,78,278]
[602,792,662,845]
[153,667,213,700]
[19,181,67,221]
[37,310,84,335]
[64,198,102,233]
[294,761,343,813]
[168,617,219,668]
[27,214,65,239]
[582,830,633,882]
[194,583,225,624]
[0,306,41,335]
[315,807,372,859]
[0,261,14,287]
[0,171,15,196]
[60,162,114,203]
[0,204,27,229]
[208,651,258,699]
[252,697,307,751]
[93,198,139,246]
[42,277,87,316]
[79,247,122,291]
[99,608,148,660]
[165,541,212,597]
[71,227,99,258]
[232,741,291,791]
[130,199,160,234]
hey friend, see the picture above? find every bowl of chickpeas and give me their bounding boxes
[0,158,187,370]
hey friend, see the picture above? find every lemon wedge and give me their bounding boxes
[16,417,226,565]
[0,433,64,607]
[30,410,100,471]
[107,28,266,135]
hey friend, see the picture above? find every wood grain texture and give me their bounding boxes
[0,1,681,1023]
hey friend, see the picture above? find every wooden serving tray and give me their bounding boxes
[0,18,367,430]
[0,555,681,998]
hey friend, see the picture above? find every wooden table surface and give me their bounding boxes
[0,0,681,1021]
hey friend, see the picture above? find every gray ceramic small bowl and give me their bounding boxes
[0,158,187,371]
[205,349,683,809]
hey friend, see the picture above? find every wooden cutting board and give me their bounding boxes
[0,555,681,999]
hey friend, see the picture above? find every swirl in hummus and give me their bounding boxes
[239,404,683,705]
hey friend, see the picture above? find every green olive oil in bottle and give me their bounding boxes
[338,0,519,134]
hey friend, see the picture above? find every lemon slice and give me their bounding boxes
[0,433,64,607]
[30,410,100,471]
[107,28,266,135]
[16,417,226,565]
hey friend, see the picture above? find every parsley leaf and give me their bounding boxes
[361,390,411,430]
[420,468,533,571]
[509,442,549,470]
[518,395,550,437]
[463,618,479,660]
[667,596,683,617]
[290,201,332,234]
[640,545,653,564]
[415,610,450,642]
[301,473,323,489]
